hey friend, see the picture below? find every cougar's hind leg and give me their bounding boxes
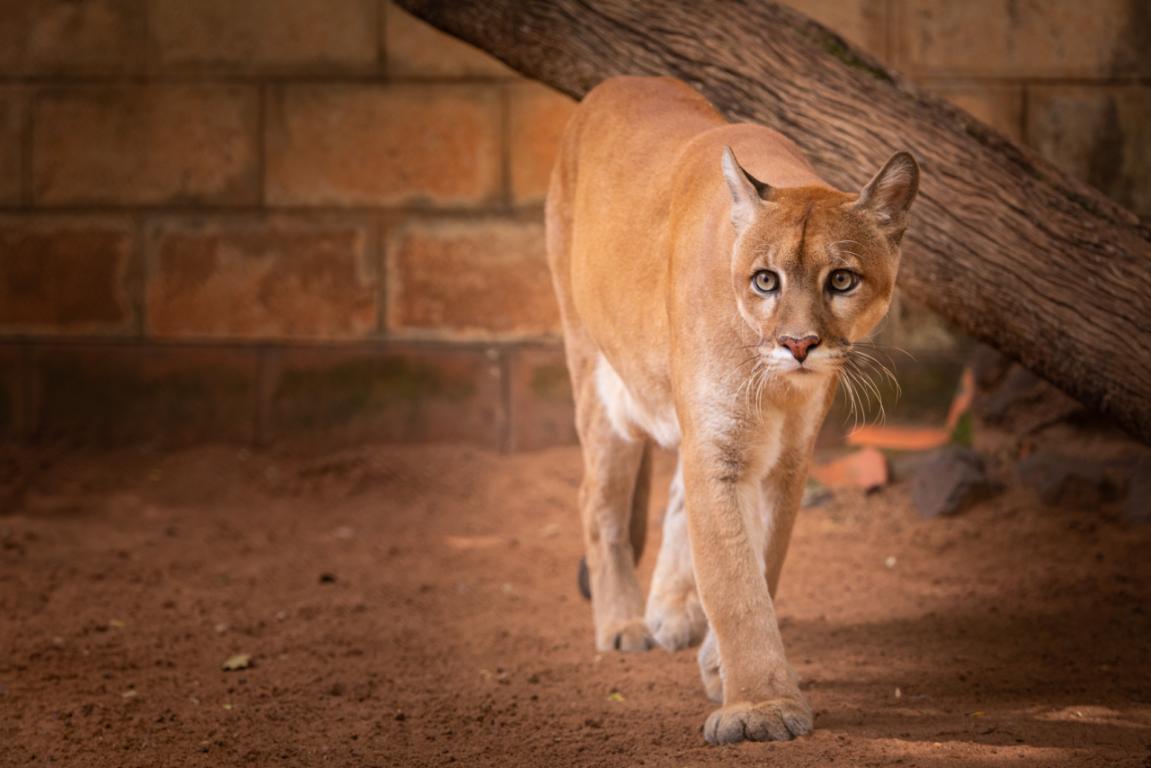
[545,123,650,651]
[630,440,652,562]
[577,555,591,600]
[567,353,653,652]
[579,440,650,602]
[645,457,707,650]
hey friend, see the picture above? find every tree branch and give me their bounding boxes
[397,0,1151,444]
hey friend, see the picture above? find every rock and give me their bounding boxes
[801,477,833,508]
[1017,449,1126,508]
[974,362,1082,433]
[969,344,1012,391]
[912,445,999,518]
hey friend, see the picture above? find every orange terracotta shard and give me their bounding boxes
[811,447,889,491]
[846,368,975,451]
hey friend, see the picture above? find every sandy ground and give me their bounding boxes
[1,442,1149,767]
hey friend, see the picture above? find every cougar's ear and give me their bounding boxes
[855,151,919,245]
[721,146,772,233]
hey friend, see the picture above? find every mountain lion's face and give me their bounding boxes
[722,149,919,382]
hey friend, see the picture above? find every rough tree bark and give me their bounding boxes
[395,0,1151,444]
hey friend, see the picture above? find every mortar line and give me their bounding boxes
[377,0,389,80]
[255,345,271,447]
[20,84,32,208]
[257,83,267,208]
[376,213,389,339]
[500,345,515,454]
[498,82,513,211]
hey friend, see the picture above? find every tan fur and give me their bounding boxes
[546,76,918,745]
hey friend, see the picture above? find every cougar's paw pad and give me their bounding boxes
[703,698,813,745]
[577,556,590,600]
[597,619,654,653]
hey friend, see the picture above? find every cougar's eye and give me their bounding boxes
[827,269,859,293]
[751,270,780,296]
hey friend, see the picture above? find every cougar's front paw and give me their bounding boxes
[645,584,707,651]
[597,618,654,652]
[703,696,813,745]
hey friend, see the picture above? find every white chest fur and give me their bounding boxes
[595,354,682,449]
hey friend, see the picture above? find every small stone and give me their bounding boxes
[221,654,252,672]
[319,572,337,584]
[973,359,1081,431]
[802,477,833,508]
[912,445,999,518]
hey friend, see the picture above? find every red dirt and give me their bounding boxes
[2,443,1150,767]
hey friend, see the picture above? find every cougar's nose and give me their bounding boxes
[779,334,821,363]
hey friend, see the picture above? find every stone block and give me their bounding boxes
[146,216,378,340]
[0,88,23,205]
[508,83,576,206]
[263,345,505,448]
[897,0,1150,78]
[32,85,260,206]
[383,1,512,78]
[0,0,146,76]
[1027,86,1151,216]
[507,345,576,451]
[386,217,560,340]
[266,84,501,207]
[150,0,378,75]
[0,216,135,335]
[28,345,258,446]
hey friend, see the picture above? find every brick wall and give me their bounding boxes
[0,1,1146,450]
